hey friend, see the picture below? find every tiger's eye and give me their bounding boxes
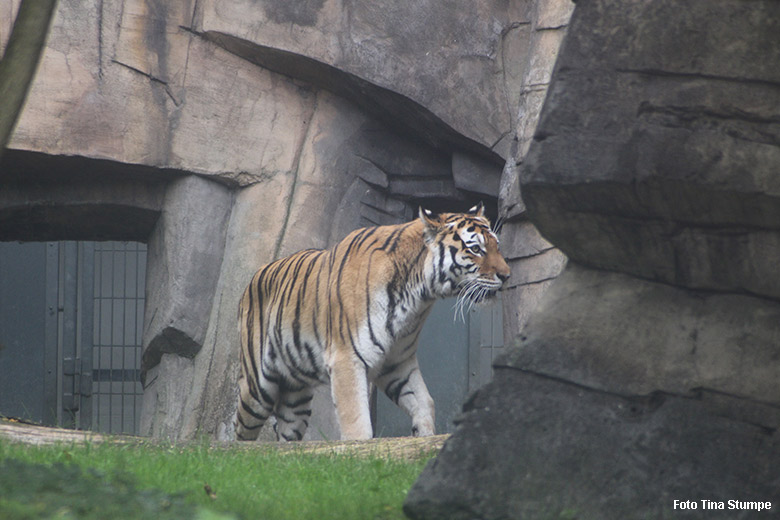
[469,245,482,255]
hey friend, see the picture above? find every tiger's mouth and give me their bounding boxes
[482,287,500,300]
[453,277,503,321]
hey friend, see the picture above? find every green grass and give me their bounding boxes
[0,438,432,520]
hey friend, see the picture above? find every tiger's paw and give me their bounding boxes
[411,423,435,437]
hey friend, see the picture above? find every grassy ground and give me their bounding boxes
[0,437,433,520]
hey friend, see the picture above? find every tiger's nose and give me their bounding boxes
[497,271,510,283]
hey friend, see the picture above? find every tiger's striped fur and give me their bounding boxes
[235,203,510,441]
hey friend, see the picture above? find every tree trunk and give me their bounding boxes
[0,0,58,159]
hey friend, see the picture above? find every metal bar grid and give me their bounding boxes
[91,241,146,435]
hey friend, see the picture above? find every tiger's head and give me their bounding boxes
[420,203,511,318]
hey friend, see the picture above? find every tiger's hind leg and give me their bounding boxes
[272,387,314,442]
[375,354,435,437]
[235,368,280,441]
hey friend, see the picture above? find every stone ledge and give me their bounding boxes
[405,368,780,520]
[0,418,447,461]
[509,263,780,413]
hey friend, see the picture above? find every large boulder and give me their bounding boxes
[405,364,780,520]
[406,0,780,517]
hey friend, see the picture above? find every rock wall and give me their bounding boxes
[406,0,780,518]
[0,0,571,440]
[497,0,571,344]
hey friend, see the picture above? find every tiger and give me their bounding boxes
[234,202,510,441]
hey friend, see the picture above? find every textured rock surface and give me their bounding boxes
[509,265,780,410]
[5,0,317,186]
[405,367,780,520]
[196,0,529,159]
[141,176,232,375]
[4,0,523,179]
[522,0,780,299]
[406,0,780,518]
[496,0,573,347]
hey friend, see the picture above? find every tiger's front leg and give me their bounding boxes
[328,348,373,440]
[375,354,435,437]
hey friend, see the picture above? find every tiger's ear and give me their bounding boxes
[419,207,440,244]
[467,201,485,217]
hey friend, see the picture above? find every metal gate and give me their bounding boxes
[0,241,146,435]
[91,242,146,434]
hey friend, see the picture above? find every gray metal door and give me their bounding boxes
[0,242,90,427]
[374,295,503,436]
[0,242,57,425]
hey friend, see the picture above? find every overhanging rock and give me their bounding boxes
[522,0,780,300]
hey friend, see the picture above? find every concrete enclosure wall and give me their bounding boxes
[0,0,574,440]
